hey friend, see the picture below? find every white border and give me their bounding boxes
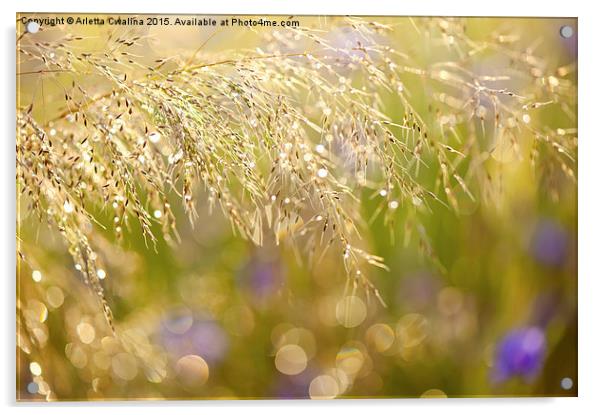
[3,1,600,414]
[2,0,583,16]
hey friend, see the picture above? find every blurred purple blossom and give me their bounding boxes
[271,369,315,399]
[530,219,569,267]
[160,316,229,364]
[492,326,546,383]
[398,272,441,311]
[239,254,284,304]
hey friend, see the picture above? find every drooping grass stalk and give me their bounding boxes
[16,17,577,337]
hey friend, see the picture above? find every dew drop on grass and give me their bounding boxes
[63,200,74,214]
[148,132,161,143]
[29,361,42,376]
[31,270,42,282]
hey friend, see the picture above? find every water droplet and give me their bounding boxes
[112,353,138,381]
[315,144,326,154]
[366,324,395,353]
[168,150,183,164]
[397,313,429,348]
[336,296,367,328]
[65,343,88,369]
[46,286,64,308]
[476,105,487,119]
[153,210,162,219]
[77,322,96,344]
[29,361,42,376]
[388,200,399,210]
[148,131,161,143]
[317,168,328,178]
[164,307,194,334]
[31,270,42,282]
[176,355,209,388]
[309,374,339,399]
[275,344,307,375]
[63,200,74,214]
[336,346,365,376]
[28,300,48,323]
[97,269,106,280]
[438,70,450,81]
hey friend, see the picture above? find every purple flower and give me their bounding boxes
[492,326,546,383]
[239,255,284,305]
[397,272,440,311]
[272,378,310,399]
[530,219,569,267]
[271,369,315,399]
[160,316,229,364]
